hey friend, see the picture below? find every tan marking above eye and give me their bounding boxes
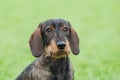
[59,23,64,27]
[46,25,55,33]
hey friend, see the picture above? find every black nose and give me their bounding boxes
[57,41,66,49]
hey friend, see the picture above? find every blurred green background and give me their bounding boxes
[0,0,120,80]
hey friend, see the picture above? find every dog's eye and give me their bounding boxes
[63,27,69,32]
[46,28,52,33]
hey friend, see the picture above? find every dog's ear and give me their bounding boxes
[29,23,44,57]
[69,22,80,55]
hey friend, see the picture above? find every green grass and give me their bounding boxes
[0,0,120,80]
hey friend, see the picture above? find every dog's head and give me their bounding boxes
[29,19,80,58]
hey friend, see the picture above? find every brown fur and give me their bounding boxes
[16,19,80,80]
[45,39,71,59]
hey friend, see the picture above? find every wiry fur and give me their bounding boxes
[16,19,79,80]
[16,54,74,80]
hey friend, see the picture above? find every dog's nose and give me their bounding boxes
[57,41,66,49]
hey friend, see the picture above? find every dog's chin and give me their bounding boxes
[51,50,70,59]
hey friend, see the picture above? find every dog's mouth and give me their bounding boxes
[56,50,69,56]
[58,50,65,52]
[49,50,69,59]
[57,49,69,54]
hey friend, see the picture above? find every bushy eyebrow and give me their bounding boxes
[43,25,51,32]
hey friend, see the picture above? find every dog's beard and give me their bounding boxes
[45,40,71,59]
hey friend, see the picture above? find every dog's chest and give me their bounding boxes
[34,57,70,80]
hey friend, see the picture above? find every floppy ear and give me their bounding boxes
[29,24,44,57]
[69,23,80,55]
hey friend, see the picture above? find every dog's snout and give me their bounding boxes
[57,41,66,49]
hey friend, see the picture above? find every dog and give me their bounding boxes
[16,19,80,80]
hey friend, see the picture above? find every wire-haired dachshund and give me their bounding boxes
[16,19,80,80]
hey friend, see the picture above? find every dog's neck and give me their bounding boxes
[38,54,70,66]
[34,54,70,79]
[42,54,70,74]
